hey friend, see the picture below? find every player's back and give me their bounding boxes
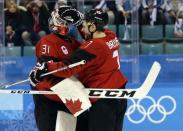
[36,33,80,61]
[78,29,127,89]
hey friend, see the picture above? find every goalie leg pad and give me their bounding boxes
[55,111,77,131]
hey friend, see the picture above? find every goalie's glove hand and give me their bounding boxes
[29,62,48,87]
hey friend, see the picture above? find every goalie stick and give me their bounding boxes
[0,60,86,89]
[0,61,161,99]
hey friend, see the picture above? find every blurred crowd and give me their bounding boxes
[2,0,183,47]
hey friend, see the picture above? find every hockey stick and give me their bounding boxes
[0,61,161,99]
[40,60,86,77]
[0,79,30,89]
[0,60,86,89]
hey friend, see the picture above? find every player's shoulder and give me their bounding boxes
[40,33,57,41]
[104,29,116,38]
[80,40,94,49]
[80,39,106,53]
[80,29,117,49]
[36,33,62,46]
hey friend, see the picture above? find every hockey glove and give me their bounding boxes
[35,62,48,73]
[29,69,41,87]
[29,62,48,87]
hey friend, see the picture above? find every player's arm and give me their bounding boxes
[29,38,61,87]
[46,48,96,78]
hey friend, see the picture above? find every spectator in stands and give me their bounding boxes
[54,0,67,9]
[16,0,29,7]
[5,25,20,47]
[161,0,183,24]
[25,0,50,45]
[0,20,2,46]
[45,0,69,11]
[115,0,141,24]
[95,0,107,10]
[174,10,183,38]
[4,0,28,46]
[141,0,164,25]
[94,0,116,24]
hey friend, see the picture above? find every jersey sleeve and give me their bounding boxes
[70,37,82,50]
[47,47,96,78]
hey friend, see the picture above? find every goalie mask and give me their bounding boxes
[49,6,72,35]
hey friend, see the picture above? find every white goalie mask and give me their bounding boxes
[48,8,69,35]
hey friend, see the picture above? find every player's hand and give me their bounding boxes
[35,62,48,72]
[29,62,48,87]
[29,69,42,87]
[35,62,48,79]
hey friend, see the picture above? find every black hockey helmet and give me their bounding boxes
[85,9,108,31]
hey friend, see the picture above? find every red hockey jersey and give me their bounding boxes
[47,30,128,101]
[34,33,81,102]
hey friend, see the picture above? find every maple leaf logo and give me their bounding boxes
[65,99,83,115]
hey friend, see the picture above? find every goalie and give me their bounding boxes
[31,8,128,131]
[29,6,86,131]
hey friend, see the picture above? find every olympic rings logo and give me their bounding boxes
[125,96,176,124]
